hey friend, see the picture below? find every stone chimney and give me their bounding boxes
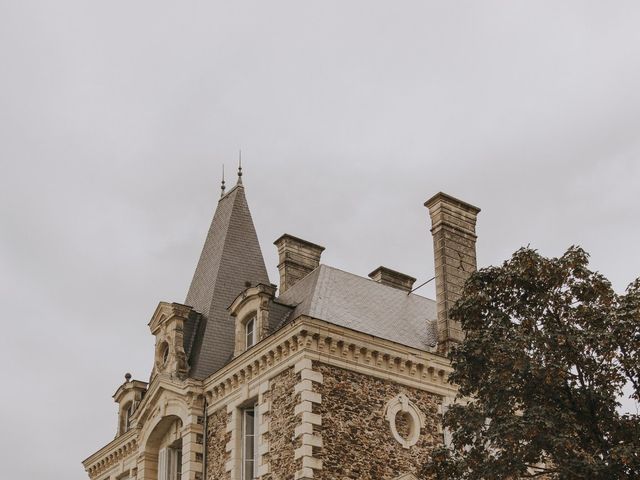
[368,266,416,293]
[274,234,325,294]
[425,192,480,354]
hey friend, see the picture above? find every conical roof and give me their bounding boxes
[184,182,270,379]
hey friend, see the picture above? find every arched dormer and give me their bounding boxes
[113,374,147,436]
[228,283,277,356]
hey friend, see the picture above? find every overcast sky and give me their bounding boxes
[1,2,639,478]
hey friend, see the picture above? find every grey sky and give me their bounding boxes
[1,2,639,478]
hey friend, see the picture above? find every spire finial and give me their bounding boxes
[220,164,226,197]
[237,149,243,185]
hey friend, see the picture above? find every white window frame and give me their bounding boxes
[158,446,182,480]
[245,316,256,349]
[241,405,259,480]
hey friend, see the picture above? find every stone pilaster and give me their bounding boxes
[136,451,157,480]
[425,192,480,354]
[223,406,237,478]
[257,380,271,478]
[180,418,204,480]
[293,358,323,479]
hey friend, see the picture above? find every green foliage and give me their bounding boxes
[425,247,640,479]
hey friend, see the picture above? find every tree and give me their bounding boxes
[425,246,640,479]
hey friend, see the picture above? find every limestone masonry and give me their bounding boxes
[82,170,480,480]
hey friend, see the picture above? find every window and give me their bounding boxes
[245,317,256,349]
[242,406,259,480]
[158,446,182,480]
[124,402,134,432]
[162,344,170,364]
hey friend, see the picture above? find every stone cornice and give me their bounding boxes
[203,315,456,408]
[82,428,138,478]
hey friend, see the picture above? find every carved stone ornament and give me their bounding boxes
[392,474,418,480]
[384,393,426,449]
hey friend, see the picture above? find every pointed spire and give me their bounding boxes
[220,164,226,197]
[185,182,270,378]
[237,150,243,185]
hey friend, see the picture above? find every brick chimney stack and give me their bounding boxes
[274,234,325,294]
[425,192,480,354]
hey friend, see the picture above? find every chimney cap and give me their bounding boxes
[424,192,481,214]
[368,266,416,293]
[273,233,325,252]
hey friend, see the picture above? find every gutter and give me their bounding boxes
[202,397,208,479]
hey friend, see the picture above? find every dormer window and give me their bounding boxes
[113,375,147,437]
[245,316,256,349]
[229,284,278,357]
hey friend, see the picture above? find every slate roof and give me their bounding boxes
[181,181,437,380]
[184,184,270,379]
[275,265,438,351]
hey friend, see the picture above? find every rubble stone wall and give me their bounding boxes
[262,367,298,480]
[205,407,229,480]
[314,363,442,480]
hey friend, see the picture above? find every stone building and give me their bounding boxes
[82,168,480,480]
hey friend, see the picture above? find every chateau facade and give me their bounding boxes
[82,170,480,480]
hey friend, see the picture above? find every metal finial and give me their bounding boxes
[125,372,132,382]
[220,164,226,197]
[237,150,243,185]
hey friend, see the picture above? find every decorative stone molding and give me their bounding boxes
[148,302,197,380]
[384,394,426,449]
[392,474,418,480]
[228,283,278,356]
[293,358,323,480]
[203,316,455,413]
[112,377,148,436]
[84,430,138,479]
